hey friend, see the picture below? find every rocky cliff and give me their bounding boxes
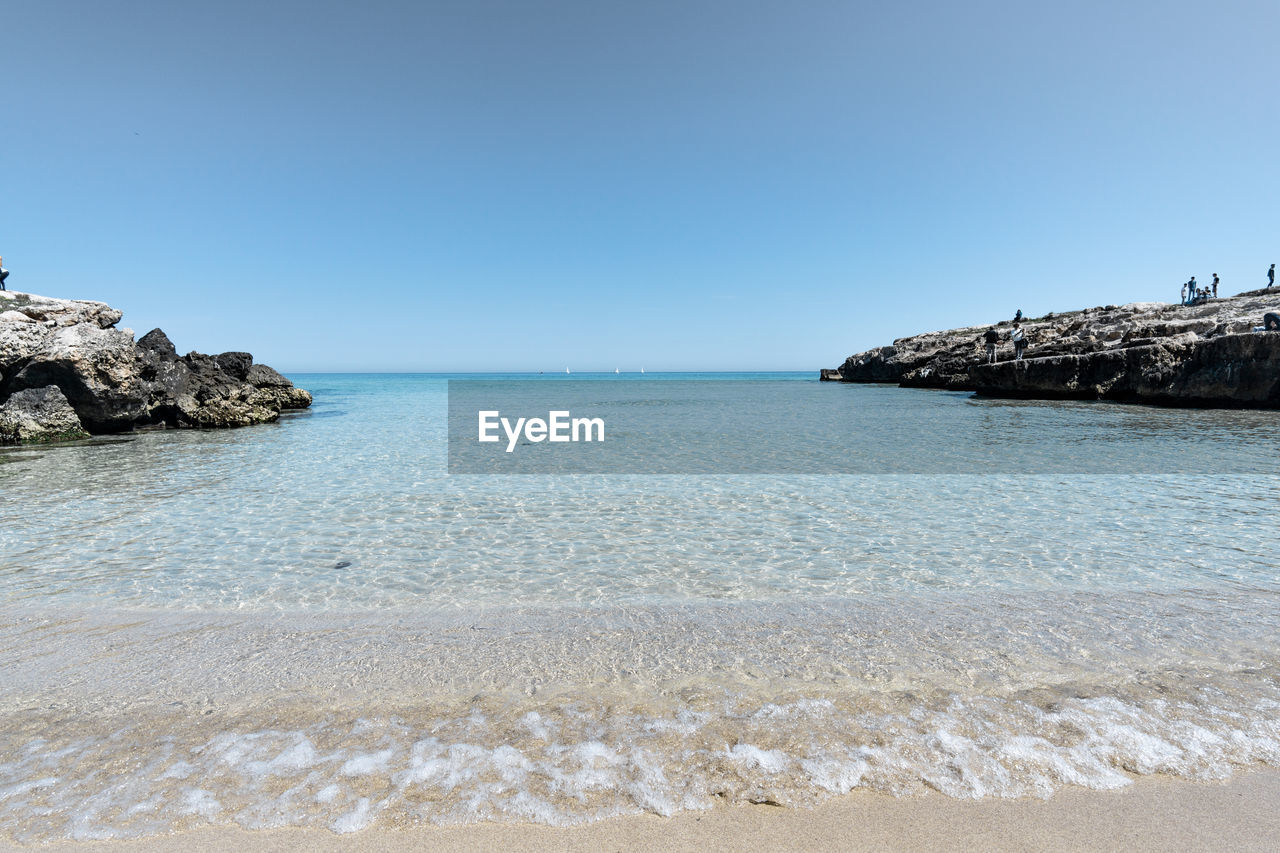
[0,291,312,443]
[826,289,1280,408]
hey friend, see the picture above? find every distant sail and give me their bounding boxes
[565,367,570,374]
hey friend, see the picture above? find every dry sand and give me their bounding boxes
[12,769,1280,853]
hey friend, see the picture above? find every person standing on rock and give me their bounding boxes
[982,327,1000,363]
[1010,322,1027,360]
[1014,309,1023,323]
[1185,276,1197,305]
[1212,273,1219,298]
[0,256,8,291]
[1269,264,1275,288]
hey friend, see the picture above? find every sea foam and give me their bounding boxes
[3,682,1280,841]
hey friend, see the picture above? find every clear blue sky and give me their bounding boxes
[3,0,1277,371]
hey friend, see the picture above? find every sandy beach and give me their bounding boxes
[12,770,1278,853]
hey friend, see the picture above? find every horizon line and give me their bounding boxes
[277,369,822,375]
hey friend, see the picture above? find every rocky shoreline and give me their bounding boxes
[0,291,311,443]
[825,289,1280,408]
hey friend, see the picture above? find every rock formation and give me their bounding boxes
[825,289,1280,408]
[0,291,312,443]
[0,386,89,443]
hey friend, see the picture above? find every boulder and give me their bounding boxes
[215,351,253,380]
[163,351,280,428]
[135,328,190,427]
[0,291,312,442]
[246,363,292,387]
[0,314,53,377]
[250,383,313,412]
[247,363,313,410]
[137,328,178,359]
[8,323,148,432]
[0,385,89,444]
[135,349,276,429]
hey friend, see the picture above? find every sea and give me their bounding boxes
[1,372,1279,841]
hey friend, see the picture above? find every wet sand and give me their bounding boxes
[18,769,1280,853]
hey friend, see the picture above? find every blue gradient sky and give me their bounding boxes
[3,0,1277,371]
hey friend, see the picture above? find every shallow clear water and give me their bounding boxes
[1,374,1279,839]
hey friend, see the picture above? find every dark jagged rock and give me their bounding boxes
[136,340,313,429]
[137,328,177,359]
[0,385,89,444]
[828,290,1280,408]
[246,363,291,388]
[215,351,253,380]
[246,362,314,411]
[0,291,312,442]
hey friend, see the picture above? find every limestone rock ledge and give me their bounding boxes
[0,291,312,443]
[971,332,1280,407]
[826,289,1280,408]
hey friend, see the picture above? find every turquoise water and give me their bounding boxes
[4,373,1278,608]
[1,374,1279,839]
